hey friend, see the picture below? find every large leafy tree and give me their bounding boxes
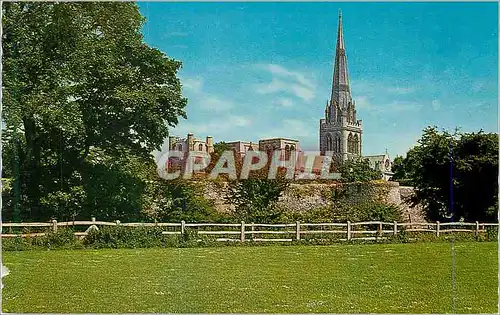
[453,131,498,222]
[398,127,497,222]
[390,155,408,183]
[2,2,187,221]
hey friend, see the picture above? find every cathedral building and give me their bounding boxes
[168,133,214,154]
[319,12,362,164]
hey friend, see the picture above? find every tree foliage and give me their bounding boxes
[224,151,291,223]
[396,126,498,222]
[337,158,382,182]
[212,141,231,156]
[2,2,187,221]
[226,177,290,223]
[390,155,408,182]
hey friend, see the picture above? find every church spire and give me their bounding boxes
[331,11,351,106]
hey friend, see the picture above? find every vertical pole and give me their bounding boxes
[296,221,301,241]
[52,219,58,233]
[436,221,440,237]
[393,221,398,235]
[451,238,456,312]
[475,221,479,237]
[240,221,245,242]
[347,221,351,241]
[379,222,383,237]
[181,220,185,235]
[449,137,455,220]
[251,222,255,241]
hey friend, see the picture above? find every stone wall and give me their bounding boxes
[200,180,426,223]
[398,186,426,223]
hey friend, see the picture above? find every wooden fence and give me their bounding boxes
[1,219,498,242]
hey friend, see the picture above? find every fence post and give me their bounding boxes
[393,221,398,235]
[347,221,351,241]
[91,217,96,224]
[475,221,479,237]
[296,221,301,241]
[240,221,245,242]
[52,219,58,233]
[251,222,255,241]
[436,221,440,237]
[378,222,383,237]
[181,220,185,236]
[116,220,120,225]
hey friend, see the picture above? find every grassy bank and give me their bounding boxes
[2,242,497,313]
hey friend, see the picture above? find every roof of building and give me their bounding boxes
[259,137,299,143]
[364,154,387,162]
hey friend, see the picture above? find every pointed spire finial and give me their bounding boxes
[331,11,350,103]
[336,10,345,51]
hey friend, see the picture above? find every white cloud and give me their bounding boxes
[173,44,189,49]
[258,118,316,141]
[172,115,252,137]
[230,115,252,126]
[353,80,416,96]
[282,119,310,135]
[255,79,315,102]
[166,32,189,37]
[181,77,234,112]
[356,96,423,113]
[383,101,423,112]
[182,77,203,93]
[275,98,294,108]
[355,95,372,109]
[387,87,416,95]
[431,99,441,111]
[264,64,315,89]
[255,64,316,102]
[203,96,233,112]
[472,82,484,93]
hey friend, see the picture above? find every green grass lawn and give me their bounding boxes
[2,242,497,313]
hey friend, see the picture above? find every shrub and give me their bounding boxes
[332,201,401,223]
[83,226,177,248]
[2,228,82,250]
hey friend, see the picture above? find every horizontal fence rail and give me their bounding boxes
[1,219,498,242]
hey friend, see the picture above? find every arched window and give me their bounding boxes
[347,133,354,153]
[326,135,332,151]
[198,143,203,151]
[177,143,182,151]
[285,144,291,160]
[333,134,340,153]
[353,134,359,154]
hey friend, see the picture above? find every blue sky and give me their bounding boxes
[139,2,498,158]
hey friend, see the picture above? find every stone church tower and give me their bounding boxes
[319,12,362,164]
